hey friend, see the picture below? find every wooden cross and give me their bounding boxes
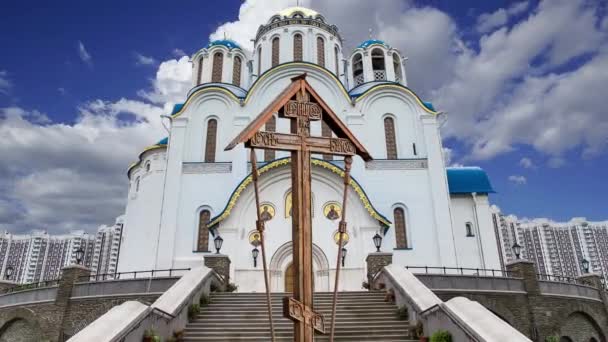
[226,74,371,342]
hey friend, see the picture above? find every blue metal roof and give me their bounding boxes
[187,82,247,99]
[357,39,387,49]
[348,81,394,97]
[206,39,242,50]
[446,167,495,194]
[157,137,168,145]
[423,101,435,111]
[171,103,184,115]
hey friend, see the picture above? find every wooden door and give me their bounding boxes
[285,262,294,293]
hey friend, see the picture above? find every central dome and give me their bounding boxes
[277,6,319,18]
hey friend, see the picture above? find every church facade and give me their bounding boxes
[117,7,501,292]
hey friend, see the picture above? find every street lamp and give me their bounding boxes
[341,247,347,267]
[75,248,85,265]
[582,258,590,274]
[373,233,383,253]
[252,247,259,268]
[512,242,522,260]
[214,235,224,254]
[5,266,13,280]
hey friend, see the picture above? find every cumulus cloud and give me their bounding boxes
[172,48,187,57]
[508,175,527,185]
[519,157,534,169]
[134,52,156,66]
[476,1,529,33]
[77,41,93,66]
[137,56,192,106]
[0,71,11,95]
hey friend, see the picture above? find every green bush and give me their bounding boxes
[545,336,559,342]
[188,303,200,320]
[430,330,452,342]
[396,306,408,320]
[199,294,210,306]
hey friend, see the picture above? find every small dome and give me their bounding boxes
[277,6,319,18]
[357,39,388,49]
[206,39,241,50]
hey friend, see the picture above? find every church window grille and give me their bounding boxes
[466,222,475,237]
[264,115,277,161]
[232,56,242,86]
[393,53,402,83]
[316,37,325,67]
[197,210,211,252]
[334,45,340,75]
[372,48,386,81]
[211,52,223,83]
[204,119,218,162]
[322,121,332,160]
[352,53,364,86]
[394,208,408,248]
[384,117,398,159]
[197,58,204,85]
[293,34,303,61]
[257,47,262,75]
[272,37,280,67]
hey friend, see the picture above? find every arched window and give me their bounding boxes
[272,37,280,67]
[197,57,204,85]
[393,53,402,83]
[316,37,325,67]
[466,222,475,237]
[135,177,140,192]
[334,45,340,75]
[264,115,276,161]
[257,47,262,75]
[197,209,211,252]
[384,117,397,159]
[145,161,151,172]
[232,56,242,86]
[372,48,386,80]
[293,34,303,61]
[204,119,218,162]
[322,121,332,160]
[212,52,223,83]
[394,207,408,248]
[352,53,364,86]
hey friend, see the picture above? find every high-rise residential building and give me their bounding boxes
[0,218,123,284]
[492,205,608,281]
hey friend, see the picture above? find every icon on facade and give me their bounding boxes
[249,230,262,246]
[285,191,314,218]
[333,230,349,246]
[260,203,275,221]
[323,202,341,220]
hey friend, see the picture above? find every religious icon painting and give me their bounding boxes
[285,191,314,218]
[248,230,262,246]
[259,203,275,222]
[323,201,342,220]
[333,230,349,246]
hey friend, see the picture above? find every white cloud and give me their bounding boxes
[0,70,11,95]
[137,56,192,106]
[172,48,187,57]
[77,41,93,66]
[134,52,156,66]
[519,157,534,169]
[508,175,527,185]
[476,1,529,33]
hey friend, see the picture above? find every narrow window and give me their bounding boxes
[204,119,218,162]
[232,56,242,86]
[145,161,151,172]
[384,117,397,159]
[197,210,211,251]
[135,177,140,192]
[257,47,262,75]
[394,208,408,248]
[211,52,223,83]
[264,115,276,161]
[413,143,417,156]
[466,223,475,237]
[372,48,386,80]
[293,34,303,61]
[334,45,340,75]
[393,53,403,83]
[322,121,332,160]
[316,37,325,67]
[197,58,204,85]
[352,53,363,86]
[272,37,280,67]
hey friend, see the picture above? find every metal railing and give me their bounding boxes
[0,279,60,294]
[537,273,583,285]
[405,266,515,278]
[77,268,191,282]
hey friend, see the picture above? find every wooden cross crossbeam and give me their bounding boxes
[246,131,356,156]
[283,297,325,334]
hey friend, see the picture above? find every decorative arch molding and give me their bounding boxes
[0,307,48,341]
[357,86,428,115]
[553,309,607,342]
[269,241,330,273]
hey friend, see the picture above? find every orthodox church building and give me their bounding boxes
[117,7,500,291]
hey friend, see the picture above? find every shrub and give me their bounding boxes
[188,303,200,320]
[396,305,408,320]
[226,283,238,292]
[545,337,559,342]
[199,294,210,306]
[430,330,452,342]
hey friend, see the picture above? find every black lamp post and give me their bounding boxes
[5,266,13,280]
[373,233,383,253]
[512,242,522,260]
[214,235,224,254]
[75,248,85,265]
[341,247,347,267]
[252,247,259,268]
[582,258,590,274]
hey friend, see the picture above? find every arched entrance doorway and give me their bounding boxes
[284,262,316,292]
[270,242,329,292]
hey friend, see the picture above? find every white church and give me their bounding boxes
[117,7,501,292]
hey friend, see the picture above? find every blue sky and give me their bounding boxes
[0,0,607,233]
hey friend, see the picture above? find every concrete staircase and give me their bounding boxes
[184,291,414,341]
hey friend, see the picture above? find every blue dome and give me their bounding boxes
[357,39,387,49]
[207,39,241,50]
[157,137,168,145]
[446,167,495,194]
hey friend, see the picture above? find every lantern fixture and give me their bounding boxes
[5,266,14,280]
[582,258,590,274]
[75,248,85,265]
[512,242,522,260]
[252,247,259,268]
[214,235,224,254]
[341,247,347,267]
[373,233,383,253]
